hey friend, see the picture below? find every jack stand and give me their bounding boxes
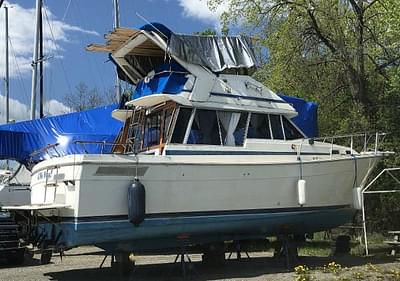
[273,235,299,269]
[111,252,135,277]
[99,254,109,268]
[173,246,197,277]
[227,241,250,260]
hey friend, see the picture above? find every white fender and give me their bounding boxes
[297,179,306,206]
[352,187,362,210]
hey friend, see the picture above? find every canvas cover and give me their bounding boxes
[0,105,122,166]
[133,62,188,99]
[168,34,258,73]
[118,23,259,83]
[279,95,318,138]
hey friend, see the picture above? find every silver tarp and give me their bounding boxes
[168,34,259,72]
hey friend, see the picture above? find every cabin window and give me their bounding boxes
[282,117,303,140]
[232,113,248,145]
[247,113,271,139]
[270,114,284,140]
[171,107,192,143]
[144,114,161,147]
[188,109,226,145]
[215,111,248,146]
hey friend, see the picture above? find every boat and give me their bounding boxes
[4,24,386,267]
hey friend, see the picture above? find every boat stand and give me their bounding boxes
[173,246,197,277]
[273,235,299,269]
[110,252,135,276]
[227,241,250,260]
[99,254,110,268]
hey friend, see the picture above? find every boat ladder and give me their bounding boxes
[125,109,145,153]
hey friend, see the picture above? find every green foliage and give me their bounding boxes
[209,0,400,231]
[194,28,217,36]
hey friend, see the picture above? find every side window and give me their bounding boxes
[171,107,192,143]
[282,117,303,140]
[188,109,225,145]
[144,114,161,148]
[247,113,271,139]
[217,112,247,146]
[270,114,284,140]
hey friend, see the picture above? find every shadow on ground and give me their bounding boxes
[44,254,398,281]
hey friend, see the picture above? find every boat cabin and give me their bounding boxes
[113,102,305,155]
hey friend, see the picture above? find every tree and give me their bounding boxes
[63,83,106,112]
[209,0,400,114]
[209,0,400,230]
[194,28,217,35]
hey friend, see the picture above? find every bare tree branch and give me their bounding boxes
[364,0,381,12]
[306,9,336,53]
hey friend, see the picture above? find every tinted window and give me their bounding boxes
[171,108,192,143]
[282,117,303,140]
[270,115,284,140]
[188,109,225,145]
[247,113,271,139]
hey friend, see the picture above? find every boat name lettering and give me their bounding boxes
[37,170,54,181]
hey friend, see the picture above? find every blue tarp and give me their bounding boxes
[0,105,123,166]
[279,95,318,138]
[133,62,188,100]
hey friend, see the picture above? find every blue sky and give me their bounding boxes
[0,0,227,121]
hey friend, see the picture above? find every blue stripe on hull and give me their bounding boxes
[42,207,355,251]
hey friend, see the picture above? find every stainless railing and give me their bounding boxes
[74,140,136,154]
[295,132,387,159]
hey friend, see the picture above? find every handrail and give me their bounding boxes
[29,143,60,158]
[73,140,135,154]
[296,132,387,160]
[313,132,387,141]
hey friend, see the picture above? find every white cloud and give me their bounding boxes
[177,0,229,27]
[0,94,30,122]
[0,94,71,123]
[0,1,99,78]
[44,99,70,116]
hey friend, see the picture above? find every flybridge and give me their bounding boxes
[88,23,318,137]
[87,23,259,84]
[88,23,297,118]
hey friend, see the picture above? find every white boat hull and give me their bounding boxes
[28,152,380,250]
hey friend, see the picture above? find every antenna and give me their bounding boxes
[135,12,168,40]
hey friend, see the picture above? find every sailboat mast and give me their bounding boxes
[113,0,121,102]
[4,5,9,123]
[39,2,44,118]
[30,0,41,120]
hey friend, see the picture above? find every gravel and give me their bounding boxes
[0,246,399,281]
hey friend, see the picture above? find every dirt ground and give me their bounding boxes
[0,246,400,281]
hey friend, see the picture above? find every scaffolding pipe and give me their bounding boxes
[361,167,400,256]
